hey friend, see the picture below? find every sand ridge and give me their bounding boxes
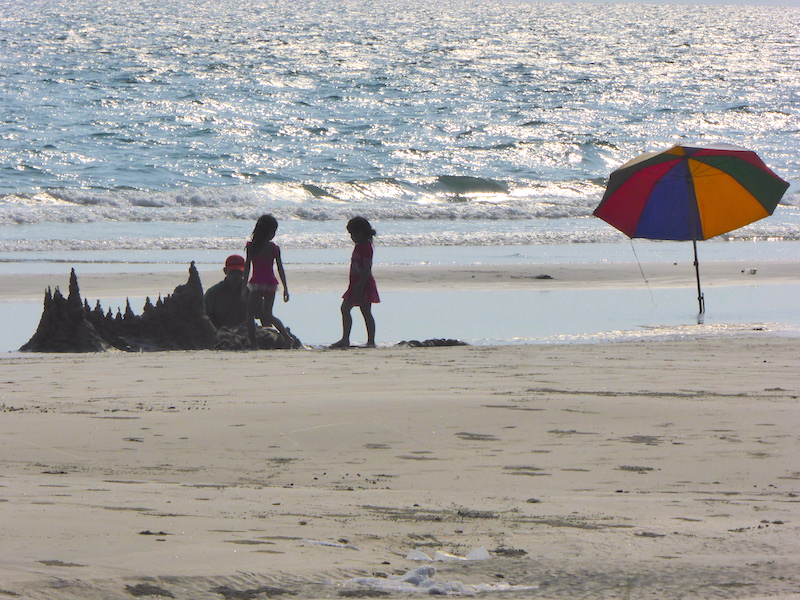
[3,259,800,302]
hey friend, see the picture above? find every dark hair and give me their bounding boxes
[347,216,376,240]
[249,214,278,254]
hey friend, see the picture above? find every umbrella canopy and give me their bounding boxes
[594,143,789,315]
[594,143,789,241]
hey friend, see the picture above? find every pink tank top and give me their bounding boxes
[247,241,279,286]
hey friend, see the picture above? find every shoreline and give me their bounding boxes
[2,258,800,351]
[1,337,799,599]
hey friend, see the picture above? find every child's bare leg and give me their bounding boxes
[270,315,291,346]
[256,297,268,327]
[331,300,353,348]
[360,304,375,347]
[245,291,262,348]
[262,291,290,346]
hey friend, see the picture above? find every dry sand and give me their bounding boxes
[1,264,799,599]
[1,338,799,599]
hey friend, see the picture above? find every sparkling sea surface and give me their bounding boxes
[1,0,798,249]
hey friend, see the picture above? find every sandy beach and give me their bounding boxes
[1,260,799,599]
[2,0,798,595]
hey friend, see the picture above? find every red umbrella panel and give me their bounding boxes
[594,144,789,242]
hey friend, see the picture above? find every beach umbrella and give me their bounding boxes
[593,143,789,314]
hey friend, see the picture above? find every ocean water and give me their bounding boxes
[1,0,799,252]
[2,0,799,349]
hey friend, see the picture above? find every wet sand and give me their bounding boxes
[5,259,800,350]
[3,259,800,301]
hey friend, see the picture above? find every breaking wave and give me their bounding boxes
[0,176,607,226]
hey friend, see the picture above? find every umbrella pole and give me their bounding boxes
[693,239,705,315]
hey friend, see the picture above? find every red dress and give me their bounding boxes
[343,242,379,306]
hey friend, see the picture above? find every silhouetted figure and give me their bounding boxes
[204,254,250,329]
[331,216,379,348]
[242,215,291,349]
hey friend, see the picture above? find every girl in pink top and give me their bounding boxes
[331,217,379,348]
[242,214,290,348]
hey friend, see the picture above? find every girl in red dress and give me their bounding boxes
[331,217,379,348]
[242,214,290,348]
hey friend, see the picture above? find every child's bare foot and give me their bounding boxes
[329,339,350,349]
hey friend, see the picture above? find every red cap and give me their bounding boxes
[225,254,245,271]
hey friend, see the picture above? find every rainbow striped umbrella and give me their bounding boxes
[594,143,789,313]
